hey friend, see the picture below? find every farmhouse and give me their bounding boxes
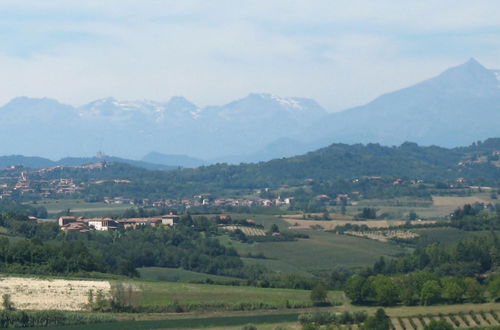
[58,216,77,227]
[87,218,117,231]
[62,222,89,232]
[58,214,179,232]
[117,217,162,229]
[160,213,180,226]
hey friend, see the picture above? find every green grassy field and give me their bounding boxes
[215,213,406,273]
[31,301,500,330]
[355,193,494,220]
[37,313,300,330]
[36,199,132,218]
[138,267,241,283]
[136,281,337,309]
[411,227,489,244]
[224,230,405,274]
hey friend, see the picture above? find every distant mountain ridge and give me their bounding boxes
[142,152,206,168]
[300,58,500,148]
[0,93,326,160]
[0,155,175,171]
[1,58,500,162]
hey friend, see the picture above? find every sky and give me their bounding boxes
[1,0,500,111]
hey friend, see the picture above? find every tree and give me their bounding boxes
[408,210,418,220]
[310,283,329,306]
[424,319,453,330]
[441,277,465,303]
[110,282,141,311]
[359,208,377,219]
[2,294,14,311]
[488,276,500,301]
[360,308,391,330]
[269,224,280,234]
[371,275,398,306]
[420,280,441,305]
[373,257,386,274]
[463,278,484,303]
[394,273,435,306]
[345,275,371,304]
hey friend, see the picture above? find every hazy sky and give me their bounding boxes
[1,0,500,111]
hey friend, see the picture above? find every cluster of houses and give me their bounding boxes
[0,162,109,198]
[58,213,181,232]
[144,195,295,209]
[0,170,85,198]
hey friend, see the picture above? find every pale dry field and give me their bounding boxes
[432,195,492,207]
[224,226,266,236]
[285,213,353,221]
[345,230,419,242]
[0,276,110,310]
[284,219,435,230]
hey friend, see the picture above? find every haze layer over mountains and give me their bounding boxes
[2,58,500,166]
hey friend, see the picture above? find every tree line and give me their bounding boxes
[342,232,500,307]
[0,212,245,278]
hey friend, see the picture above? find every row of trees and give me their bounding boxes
[0,212,247,278]
[370,232,500,277]
[450,203,500,231]
[344,272,486,306]
[342,232,500,307]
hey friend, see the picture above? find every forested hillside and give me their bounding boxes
[22,138,500,200]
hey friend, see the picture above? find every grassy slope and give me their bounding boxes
[412,227,493,245]
[37,199,131,218]
[38,313,300,330]
[137,267,240,283]
[137,281,341,307]
[225,230,405,274]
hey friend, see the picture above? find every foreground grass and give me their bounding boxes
[137,281,333,310]
[33,313,300,330]
[22,302,500,330]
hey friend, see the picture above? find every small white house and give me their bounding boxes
[161,214,180,226]
[88,218,116,231]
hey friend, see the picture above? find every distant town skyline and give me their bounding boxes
[1,1,500,112]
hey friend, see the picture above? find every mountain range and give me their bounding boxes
[1,58,499,165]
[0,154,175,171]
[302,58,500,149]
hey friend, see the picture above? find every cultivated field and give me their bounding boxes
[138,281,324,310]
[345,230,419,242]
[230,230,405,273]
[36,199,131,218]
[283,218,435,230]
[432,195,493,207]
[391,310,500,329]
[411,227,489,244]
[352,193,494,219]
[224,225,267,236]
[138,267,241,283]
[0,276,110,310]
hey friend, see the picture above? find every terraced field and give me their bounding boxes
[390,311,500,329]
[224,225,267,236]
[345,230,419,242]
